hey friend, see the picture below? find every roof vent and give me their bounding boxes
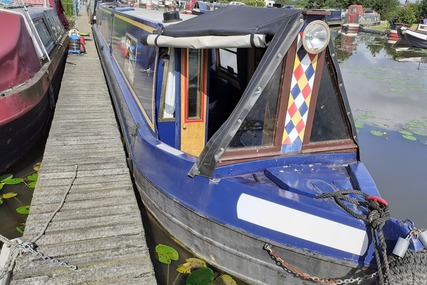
[163,11,182,23]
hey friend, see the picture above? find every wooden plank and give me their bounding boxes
[10,10,157,285]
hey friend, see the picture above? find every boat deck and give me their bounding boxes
[9,11,157,285]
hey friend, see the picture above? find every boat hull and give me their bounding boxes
[402,30,427,48]
[134,169,377,285]
[0,34,68,172]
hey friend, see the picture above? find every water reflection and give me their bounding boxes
[334,31,427,227]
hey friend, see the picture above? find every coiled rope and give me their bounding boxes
[315,190,391,284]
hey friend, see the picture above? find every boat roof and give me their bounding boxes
[142,6,303,48]
[162,6,302,37]
[0,8,41,91]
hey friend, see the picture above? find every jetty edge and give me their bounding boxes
[3,8,157,285]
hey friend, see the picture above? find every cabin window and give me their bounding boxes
[309,58,351,143]
[34,19,54,52]
[160,48,176,120]
[187,49,202,120]
[218,48,238,76]
[124,34,137,85]
[228,60,283,149]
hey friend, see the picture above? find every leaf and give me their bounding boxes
[413,130,427,137]
[16,205,31,215]
[27,173,38,182]
[27,181,37,189]
[399,130,413,136]
[33,163,41,172]
[354,121,364,129]
[155,244,179,265]
[370,130,385,137]
[2,192,18,199]
[0,174,13,182]
[186,267,214,285]
[0,198,3,205]
[0,183,3,191]
[4,177,24,185]
[213,274,237,285]
[177,258,207,274]
[16,223,25,234]
[402,134,417,141]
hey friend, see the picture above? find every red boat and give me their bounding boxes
[0,5,69,173]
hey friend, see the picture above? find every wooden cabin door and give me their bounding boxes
[180,49,208,156]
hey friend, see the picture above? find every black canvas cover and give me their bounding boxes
[160,6,303,38]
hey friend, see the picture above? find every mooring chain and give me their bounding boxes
[21,241,77,270]
[0,236,77,280]
[0,165,79,279]
[263,243,377,284]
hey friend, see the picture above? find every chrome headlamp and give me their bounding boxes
[302,20,330,54]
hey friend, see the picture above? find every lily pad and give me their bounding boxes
[402,134,417,141]
[27,181,37,189]
[1,192,18,199]
[27,173,38,182]
[399,130,413,136]
[355,121,364,129]
[413,130,427,137]
[213,274,237,285]
[177,258,207,274]
[0,174,13,182]
[4,177,24,185]
[370,130,385,137]
[186,267,214,285]
[16,223,25,234]
[16,205,31,215]
[33,163,41,172]
[155,244,179,265]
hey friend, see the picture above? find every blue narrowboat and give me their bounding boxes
[92,5,427,285]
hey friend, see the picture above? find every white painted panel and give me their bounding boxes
[237,194,368,255]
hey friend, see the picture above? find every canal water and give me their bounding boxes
[1,30,426,283]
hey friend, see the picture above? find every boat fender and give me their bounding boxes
[392,236,410,258]
[419,230,427,248]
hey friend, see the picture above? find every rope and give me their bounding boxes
[0,165,79,280]
[315,190,391,285]
[31,165,78,244]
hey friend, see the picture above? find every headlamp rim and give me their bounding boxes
[302,20,330,55]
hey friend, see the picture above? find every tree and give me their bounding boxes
[396,4,419,25]
[304,0,326,9]
[420,0,427,20]
[371,0,399,21]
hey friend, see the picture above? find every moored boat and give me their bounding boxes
[93,5,427,285]
[397,24,427,49]
[0,5,69,172]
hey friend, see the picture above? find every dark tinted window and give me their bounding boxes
[310,59,351,142]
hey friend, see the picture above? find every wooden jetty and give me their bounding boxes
[9,11,157,285]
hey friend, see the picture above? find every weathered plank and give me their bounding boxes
[10,11,157,285]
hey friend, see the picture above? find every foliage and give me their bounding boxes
[186,268,214,285]
[420,0,427,20]
[16,205,31,215]
[156,244,180,265]
[0,163,40,233]
[154,243,238,285]
[370,0,399,22]
[395,3,419,25]
[177,258,207,274]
